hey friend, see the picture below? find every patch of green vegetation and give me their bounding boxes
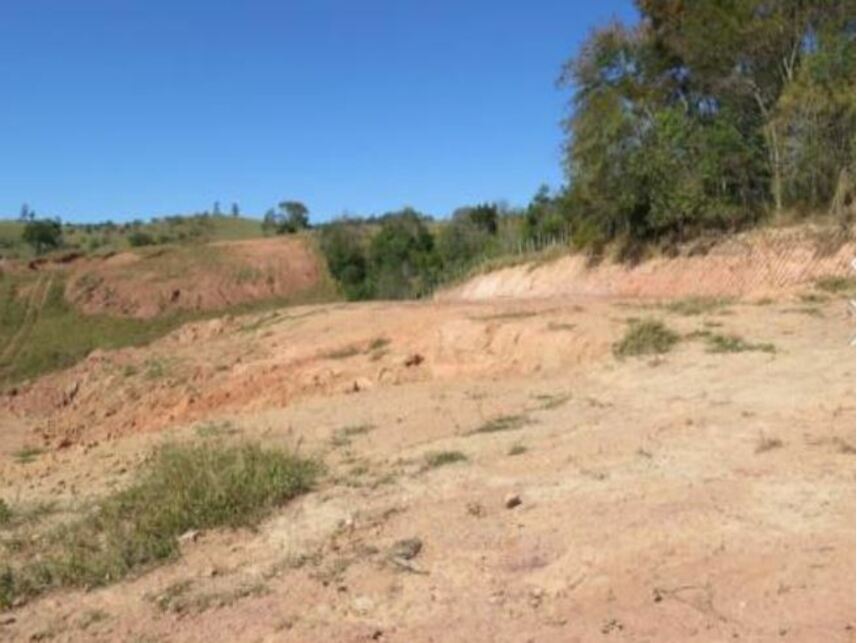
[368,337,390,351]
[78,608,110,630]
[704,333,776,354]
[13,446,45,464]
[815,275,855,295]
[143,358,170,380]
[799,292,828,303]
[0,499,11,526]
[0,271,339,386]
[330,423,374,448]
[0,442,320,608]
[784,306,824,317]
[322,345,361,360]
[532,392,571,410]
[423,450,468,469]
[662,297,732,316]
[472,414,531,434]
[195,420,239,439]
[612,319,680,358]
[507,444,528,456]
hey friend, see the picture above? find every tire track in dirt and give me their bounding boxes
[0,274,53,375]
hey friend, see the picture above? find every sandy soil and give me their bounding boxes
[0,280,853,641]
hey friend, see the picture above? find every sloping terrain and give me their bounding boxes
[439,225,854,302]
[0,229,854,642]
[64,236,327,318]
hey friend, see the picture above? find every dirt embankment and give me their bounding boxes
[62,236,329,318]
[439,225,854,302]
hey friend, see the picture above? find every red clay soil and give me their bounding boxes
[63,236,327,318]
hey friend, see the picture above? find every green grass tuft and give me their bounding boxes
[472,414,531,434]
[12,446,45,464]
[815,275,854,295]
[0,442,320,608]
[704,333,776,354]
[423,450,468,469]
[613,319,680,358]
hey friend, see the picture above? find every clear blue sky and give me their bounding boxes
[0,0,636,223]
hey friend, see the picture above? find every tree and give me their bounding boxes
[261,208,280,235]
[19,203,33,221]
[368,209,439,299]
[22,219,62,254]
[231,202,240,217]
[212,201,222,217]
[278,201,310,232]
[319,221,370,300]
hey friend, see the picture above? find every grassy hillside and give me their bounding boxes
[0,268,338,385]
[0,215,266,260]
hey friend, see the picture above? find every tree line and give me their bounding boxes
[558,0,854,250]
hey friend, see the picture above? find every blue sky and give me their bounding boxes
[0,0,636,223]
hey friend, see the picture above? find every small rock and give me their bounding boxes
[504,494,522,509]
[403,353,424,367]
[178,529,200,545]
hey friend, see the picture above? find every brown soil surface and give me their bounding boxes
[62,236,326,318]
[0,233,854,642]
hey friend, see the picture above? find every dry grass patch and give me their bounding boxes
[472,414,532,434]
[705,333,776,354]
[423,451,468,469]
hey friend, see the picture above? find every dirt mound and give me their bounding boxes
[439,225,854,302]
[63,236,328,318]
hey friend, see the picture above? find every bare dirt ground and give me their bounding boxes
[1,287,853,642]
[61,236,327,318]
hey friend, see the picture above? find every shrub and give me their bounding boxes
[613,319,680,357]
[127,231,156,247]
[22,219,62,254]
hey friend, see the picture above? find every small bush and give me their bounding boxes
[613,320,679,357]
[423,451,468,469]
[0,442,320,608]
[507,444,528,456]
[0,500,11,526]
